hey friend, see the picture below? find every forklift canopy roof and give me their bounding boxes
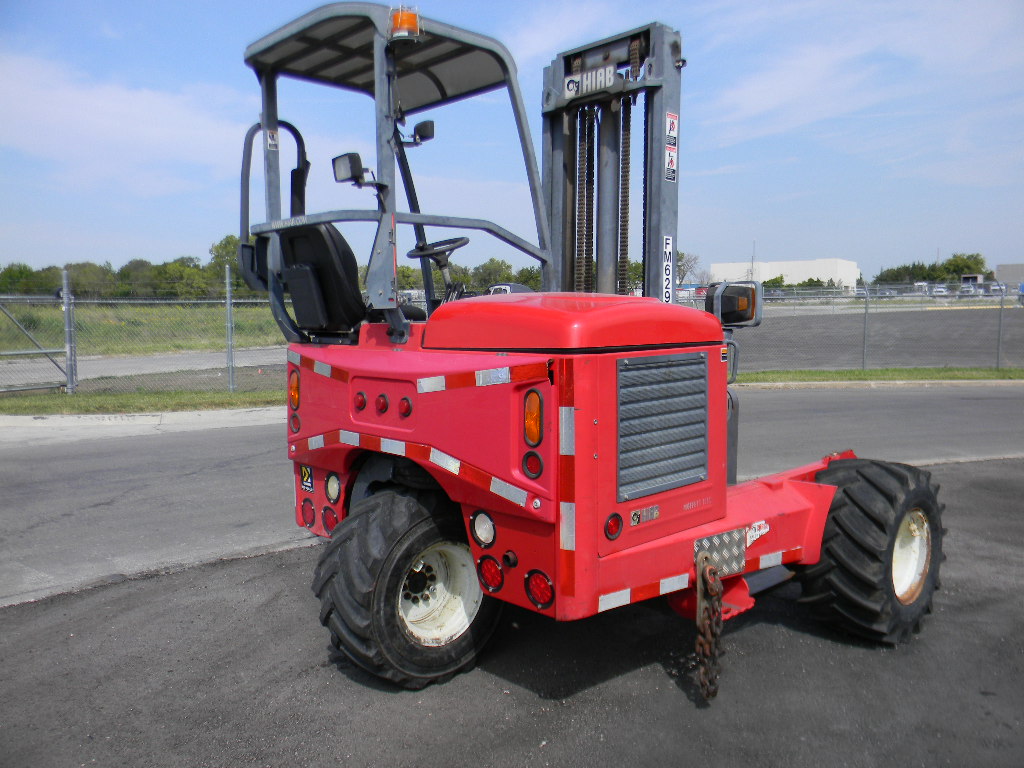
[244,2,515,113]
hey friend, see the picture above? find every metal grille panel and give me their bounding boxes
[617,352,708,501]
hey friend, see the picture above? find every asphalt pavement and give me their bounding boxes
[1,382,1022,766]
[1,458,1021,767]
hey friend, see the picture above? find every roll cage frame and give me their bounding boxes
[239,3,551,343]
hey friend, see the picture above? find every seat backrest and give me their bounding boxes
[278,224,366,333]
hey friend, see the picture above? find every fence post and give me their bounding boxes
[996,291,1004,369]
[862,285,869,370]
[226,264,236,392]
[62,269,78,393]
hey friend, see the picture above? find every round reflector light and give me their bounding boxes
[523,451,543,479]
[477,556,504,592]
[300,498,315,528]
[605,513,623,540]
[353,391,367,410]
[525,570,554,609]
[289,413,301,433]
[375,394,389,413]
[288,370,300,410]
[325,473,341,504]
[322,506,339,533]
[398,397,413,417]
[471,511,496,548]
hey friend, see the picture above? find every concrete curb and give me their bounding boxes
[735,379,1024,390]
[0,406,285,430]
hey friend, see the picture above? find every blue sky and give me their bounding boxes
[2,0,1022,281]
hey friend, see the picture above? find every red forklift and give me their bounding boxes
[238,3,944,698]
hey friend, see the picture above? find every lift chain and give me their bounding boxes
[616,38,641,295]
[582,106,596,292]
[695,552,724,700]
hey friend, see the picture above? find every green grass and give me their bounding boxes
[737,367,1024,383]
[2,367,1020,415]
[0,303,282,356]
[0,390,284,415]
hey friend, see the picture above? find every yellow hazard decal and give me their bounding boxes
[300,465,314,493]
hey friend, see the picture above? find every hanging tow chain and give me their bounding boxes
[694,551,724,700]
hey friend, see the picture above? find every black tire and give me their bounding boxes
[796,459,945,644]
[312,488,502,688]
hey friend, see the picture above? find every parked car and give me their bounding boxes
[487,283,534,295]
[931,285,949,296]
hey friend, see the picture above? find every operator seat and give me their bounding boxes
[278,223,366,333]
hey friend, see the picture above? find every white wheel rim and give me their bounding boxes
[398,541,483,647]
[892,508,931,605]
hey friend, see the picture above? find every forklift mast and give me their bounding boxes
[542,24,684,299]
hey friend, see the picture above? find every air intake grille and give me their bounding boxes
[617,352,708,502]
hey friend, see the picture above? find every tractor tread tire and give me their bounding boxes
[312,488,500,689]
[797,458,945,645]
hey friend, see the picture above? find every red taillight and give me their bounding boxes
[525,570,554,609]
[478,556,504,592]
[301,498,315,527]
[523,451,543,478]
[322,506,338,533]
[605,513,623,540]
[353,392,367,410]
[289,413,301,433]
[375,394,389,413]
[398,397,413,417]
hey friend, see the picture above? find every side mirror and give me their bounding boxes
[706,281,762,327]
[332,153,365,185]
[413,120,434,144]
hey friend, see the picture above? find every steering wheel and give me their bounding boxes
[405,237,469,265]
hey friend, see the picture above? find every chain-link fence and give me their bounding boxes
[1,269,287,395]
[2,275,1022,395]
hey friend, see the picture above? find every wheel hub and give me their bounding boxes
[892,508,932,605]
[397,542,483,647]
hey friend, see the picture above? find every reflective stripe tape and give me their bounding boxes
[381,438,406,456]
[297,432,531,510]
[417,376,446,393]
[759,551,784,569]
[476,367,511,386]
[560,502,576,551]
[313,360,332,378]
[490,477,528,507]
[559,406,575,456]
[598,589,631,613]
[429,448,461,474]
[418,363,546,394]
[660,573,689,593]
[287,349,301,365]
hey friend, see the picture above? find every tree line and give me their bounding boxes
[3,237,706,300]
[0,236,251,299]
[872,253,992,284]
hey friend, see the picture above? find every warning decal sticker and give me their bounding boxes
[666,112,679,147]
[300,465,314,493]
[664,145,677,182]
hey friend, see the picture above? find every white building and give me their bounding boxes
[711,258,859,289]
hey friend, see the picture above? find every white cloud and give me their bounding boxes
[691,0,1024,187]
[0,51,253,196]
